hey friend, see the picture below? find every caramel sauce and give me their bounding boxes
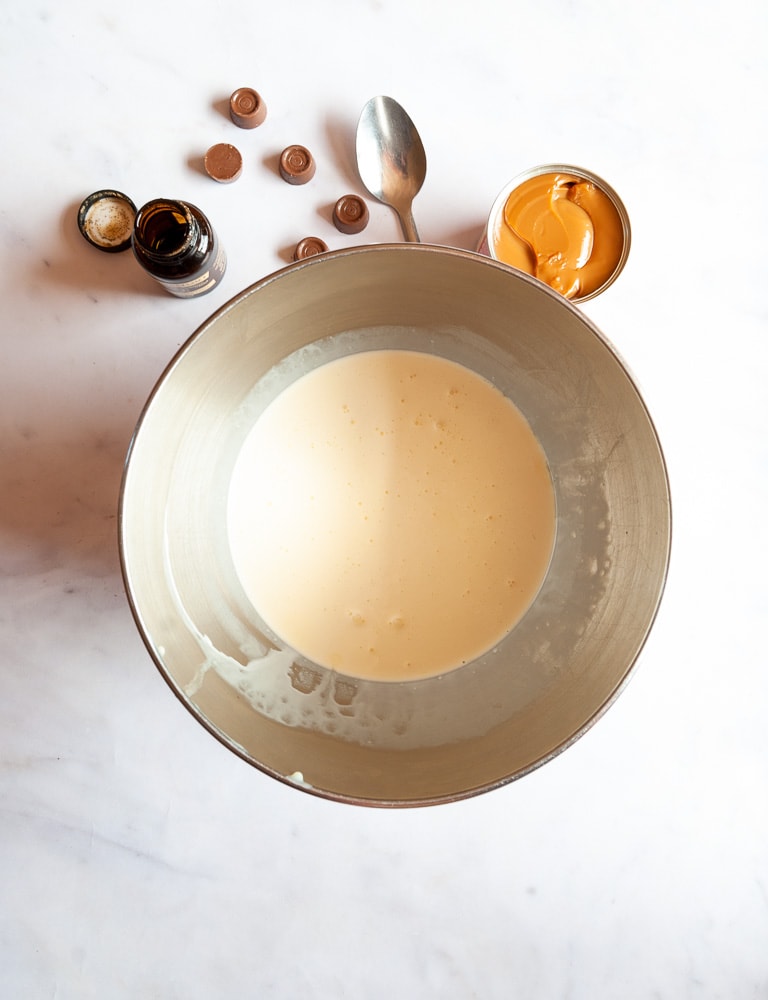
[493,172,625,299]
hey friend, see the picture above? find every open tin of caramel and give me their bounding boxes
[478,164,631,303]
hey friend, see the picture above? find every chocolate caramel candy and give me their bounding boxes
[279,145,316,185]
[204,143,243,183]
[229,88,267,129]
[332,194,369,234]
[293,237,328,260]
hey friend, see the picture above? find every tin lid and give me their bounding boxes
[77,189,137,252]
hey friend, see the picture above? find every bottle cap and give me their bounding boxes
[229,88,267,129]
[293,237,328,261]
[332,194,370,234]
[279,145,316,185]
[77,190,136,252]
[204,143,243,183]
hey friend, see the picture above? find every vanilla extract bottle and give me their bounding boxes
[131,199,226,298]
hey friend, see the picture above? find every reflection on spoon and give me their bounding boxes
[355,95,427,243]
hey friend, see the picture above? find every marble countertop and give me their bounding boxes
[2,0,766,996]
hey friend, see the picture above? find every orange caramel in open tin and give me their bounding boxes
[478,164,630,303]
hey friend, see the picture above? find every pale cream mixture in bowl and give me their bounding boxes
[119,244,670,806]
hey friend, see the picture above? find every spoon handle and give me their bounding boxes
[398,209,420,244]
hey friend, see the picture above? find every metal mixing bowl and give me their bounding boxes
[119,244,671,806]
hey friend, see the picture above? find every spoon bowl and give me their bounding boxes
[355,95,427,242]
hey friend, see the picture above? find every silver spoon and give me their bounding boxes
[355,96,427,243]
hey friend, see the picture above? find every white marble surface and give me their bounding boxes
[1,0,766,996]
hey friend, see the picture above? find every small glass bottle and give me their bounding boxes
[131,199,226,298]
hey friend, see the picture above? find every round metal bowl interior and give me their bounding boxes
[119,244,671,807]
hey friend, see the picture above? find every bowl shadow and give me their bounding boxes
[1,415,137,581]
